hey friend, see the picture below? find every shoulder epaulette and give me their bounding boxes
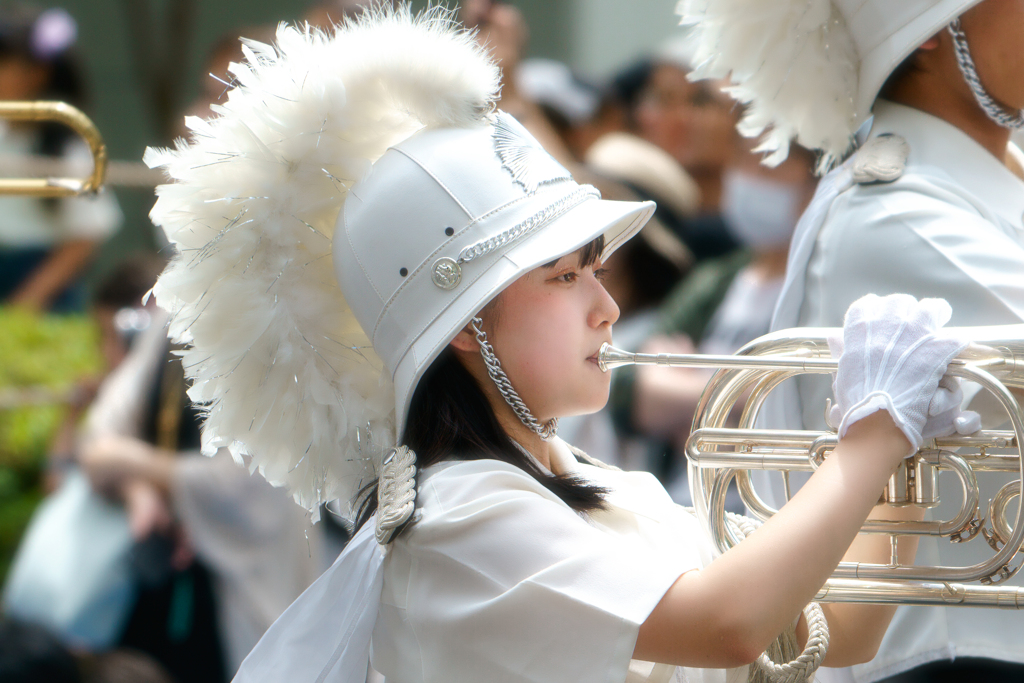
[851,133,910,185]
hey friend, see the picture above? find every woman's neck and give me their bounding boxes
[499,413,554,472]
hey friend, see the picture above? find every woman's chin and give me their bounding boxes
[558,395,611,420]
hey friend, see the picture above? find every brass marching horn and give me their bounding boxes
[599,324,1024,609]
[0,101,107,196]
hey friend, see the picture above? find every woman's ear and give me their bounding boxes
[449,322,479,353]
[919,33,941,51]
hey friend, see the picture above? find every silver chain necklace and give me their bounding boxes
[470,316,558,439]
[948,19,1024,129]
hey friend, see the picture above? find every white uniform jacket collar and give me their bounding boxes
[870,99,1024,232]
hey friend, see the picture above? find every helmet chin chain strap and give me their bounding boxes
[377,315,556,545]
[470,317,558,440]
[949,19,1024,129]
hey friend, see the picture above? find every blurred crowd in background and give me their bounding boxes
[0,0,820,681]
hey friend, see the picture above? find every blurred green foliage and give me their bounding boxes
[0,307,103,581]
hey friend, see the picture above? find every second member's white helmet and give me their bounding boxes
[677,0,983,168]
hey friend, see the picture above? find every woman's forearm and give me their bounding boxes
[80,433,177,497]
[817,502,924,666]
[636,411,910,668]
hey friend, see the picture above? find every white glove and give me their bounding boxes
[827,294,970,455]
[921,374,982,441]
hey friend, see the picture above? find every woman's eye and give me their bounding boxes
[594,268,609,282]
[556,271,578,283]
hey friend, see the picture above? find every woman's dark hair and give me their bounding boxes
[355,236,610,532]
[0,5,87,157]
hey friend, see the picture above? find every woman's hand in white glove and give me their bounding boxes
[829,372,982,443]
[921,374,982,441]
[827,293,972,456]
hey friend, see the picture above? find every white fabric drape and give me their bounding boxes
[233,520,384,683]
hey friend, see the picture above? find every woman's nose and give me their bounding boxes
[588,276,619,329]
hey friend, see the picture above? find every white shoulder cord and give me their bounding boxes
[376,445,418,544]
[723,512,829,683]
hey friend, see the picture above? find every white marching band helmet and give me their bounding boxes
[675,0,992,170]
[146,6,654,539]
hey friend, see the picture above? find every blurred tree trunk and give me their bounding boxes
[121,0,195,143]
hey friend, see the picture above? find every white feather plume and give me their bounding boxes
[145,6,500,518]
[677,0,862,171]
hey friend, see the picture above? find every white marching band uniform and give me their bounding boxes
[769,98,1024,435]
[238,439,747,683]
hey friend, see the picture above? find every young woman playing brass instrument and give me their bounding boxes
[147,7,976,682]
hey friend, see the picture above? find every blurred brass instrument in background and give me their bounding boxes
[0,100,164,197]
[0,101,107,196]
[599,325,1024,608]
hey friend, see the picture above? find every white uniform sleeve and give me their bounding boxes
[374,460,699,683]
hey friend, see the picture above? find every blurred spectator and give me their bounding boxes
[4,253,321,680]
[586,131,699,274]
[607,59,654,133]
[0,617,81,683]
[304,0,398,28]
[90,255,165,368]
[0,5,122,313]
[585,132,697,320]
[460,0,576,167]
[177,26,277,139]
[77,301,322,680]
[515,58,605,161]
[612,141,818,500]
[631,36,741,261]
[0,617,175,683]
[43,255,166,492]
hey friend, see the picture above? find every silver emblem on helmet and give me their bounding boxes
[431,257,462,290]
